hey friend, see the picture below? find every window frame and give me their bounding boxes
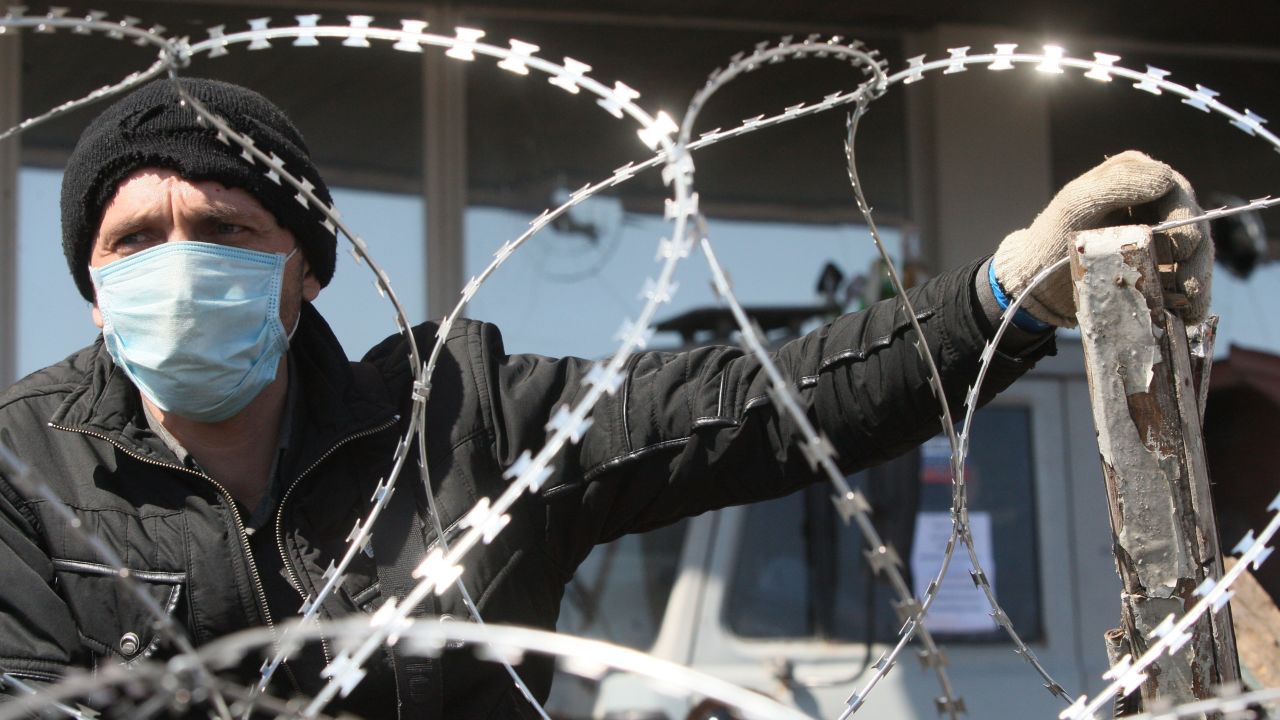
[699,379,1083,676]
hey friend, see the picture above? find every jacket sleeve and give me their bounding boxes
[0,467,85,690]
[479,257,1054,579]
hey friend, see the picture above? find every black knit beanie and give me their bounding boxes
[61,77,336,301]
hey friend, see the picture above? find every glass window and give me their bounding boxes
[457,17,907,359]
[16,167,92,378]
[725,406,1043,643]
[309,188,426,360]
[555,520,689,650]
[912,408,1043,642]
[547,521,689,717]
[465,205,896,359]
[724,490,813,638]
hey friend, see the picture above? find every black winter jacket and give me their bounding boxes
[0,258,1050,718]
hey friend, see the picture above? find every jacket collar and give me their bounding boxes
[49,303,399,471]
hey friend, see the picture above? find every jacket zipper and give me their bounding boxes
[49,422,301,688]
[273,415,401,665]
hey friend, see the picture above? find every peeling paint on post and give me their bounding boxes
[1071,226,1239,714]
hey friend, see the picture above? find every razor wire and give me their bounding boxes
[0,652,348,720]
[239,30,1278,720]
[167,21,676,719]
[0,10,457,719]
[676,42,967,718]
[0,12,690,720]
[838,98,1035,717]
[406,29,975,717]
[677,39,1280,720]
[2,9,1279,720]
[0,671,99,720]
[0,7,178,142]
[1123,686,1280,720]
[166,16,695,719]
[1,15,959,716]
[162,72,440,717]
[860,42,1280,720]
[159,18,682,720]
[0,616,814,720]
[1058,493,1280,720]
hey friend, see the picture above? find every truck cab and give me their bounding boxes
[545,337,1123,719]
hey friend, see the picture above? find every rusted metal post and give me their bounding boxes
[1070,225,1239,713]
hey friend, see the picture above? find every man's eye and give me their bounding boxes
[113,233,151,250]
[216,222,248,235]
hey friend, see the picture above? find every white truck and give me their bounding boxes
[545,337,1124,719]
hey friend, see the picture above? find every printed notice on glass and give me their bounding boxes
[910,510,998,633]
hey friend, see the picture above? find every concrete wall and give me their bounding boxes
[905,25,1055,274]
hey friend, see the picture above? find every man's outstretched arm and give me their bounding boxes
[475,151,1211,579]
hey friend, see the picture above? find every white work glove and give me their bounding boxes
[993,150,1213,328]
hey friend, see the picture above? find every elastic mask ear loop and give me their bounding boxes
[284,247,303,342]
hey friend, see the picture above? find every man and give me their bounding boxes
[0,78,1211,717]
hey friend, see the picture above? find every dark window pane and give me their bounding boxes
[725,405,1042,643]
[724,491,813,637]
[913,406,1043,642]
[831,452,921,642]
[556,520,689,650]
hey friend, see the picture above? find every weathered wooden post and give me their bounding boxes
[1070,225,1239,714]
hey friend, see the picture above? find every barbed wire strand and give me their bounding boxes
[168,20,555,718]
[1124,686,1280,720]
[0,670,95,720]
[839,99,979,719]
[670,35,971,719]
[1,615,814,720]
[1059,493,1280,720]
[0,9,182,141]
[835,43,1280,719]
[181,19,700,719]
[0,653,347,720]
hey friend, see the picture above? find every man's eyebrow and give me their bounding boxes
[98,204,273,243]
[194,202,269,224]
[99,215,153,239]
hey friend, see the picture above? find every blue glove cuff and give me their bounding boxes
[988,261,1053,333]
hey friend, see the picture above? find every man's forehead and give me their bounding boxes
[104,167,272,217]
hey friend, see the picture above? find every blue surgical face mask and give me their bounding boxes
[90,241,299,423]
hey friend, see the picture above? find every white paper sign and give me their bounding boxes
[910,510,998,633]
